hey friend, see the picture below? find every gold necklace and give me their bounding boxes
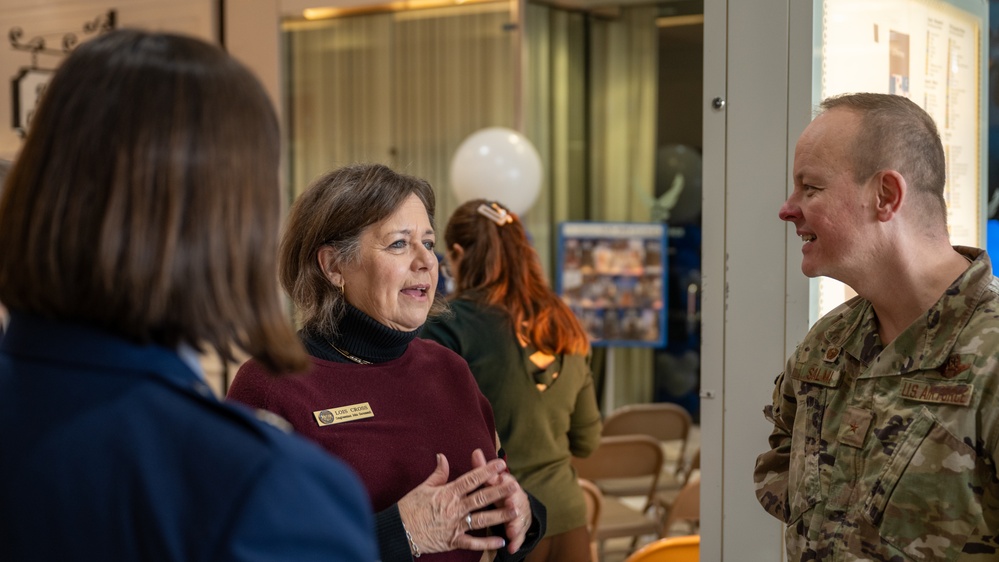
[328,340,372,365]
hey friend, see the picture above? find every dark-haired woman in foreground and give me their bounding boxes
[0,29,376,561]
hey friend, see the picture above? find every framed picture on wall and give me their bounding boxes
[556,221,668,347]
[11,65,60,138]
[1,2,217,160]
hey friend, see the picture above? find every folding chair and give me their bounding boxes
[578,478,602,562]
[572,435,664,559]
[599,403,694,499]
[655,446,700,515]
[661,476,700,537]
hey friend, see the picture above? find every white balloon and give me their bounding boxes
[449,127,543,215]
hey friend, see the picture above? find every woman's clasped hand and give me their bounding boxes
[397,449,533,555]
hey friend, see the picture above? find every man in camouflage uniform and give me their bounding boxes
[754,92,999,561]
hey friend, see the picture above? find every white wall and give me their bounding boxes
[224,0,282,120]
[701,0,813,559]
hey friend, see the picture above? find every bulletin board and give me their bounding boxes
[556,221,668,347]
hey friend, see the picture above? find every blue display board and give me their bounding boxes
[556,221,668,347]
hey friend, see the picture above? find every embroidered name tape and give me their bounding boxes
[313,402,374,426]
[900,379,973,406]
[792,364,841,387]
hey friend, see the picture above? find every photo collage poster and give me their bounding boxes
[557,222,668,347]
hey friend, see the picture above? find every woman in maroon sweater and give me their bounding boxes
[229,163,544,562]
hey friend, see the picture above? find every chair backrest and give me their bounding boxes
[572,435,664,508]
[662,477,700,537]
[578,478,602,562]
[602,403,692,477]
[579,478,602,532]
[623,534,700,562]
[682,447,701,484]
[602,403,692,442]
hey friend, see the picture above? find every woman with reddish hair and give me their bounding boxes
[422,199,602,562]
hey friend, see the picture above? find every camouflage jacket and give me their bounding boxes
[754,247,999,561]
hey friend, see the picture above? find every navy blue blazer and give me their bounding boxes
[0,312,378,562]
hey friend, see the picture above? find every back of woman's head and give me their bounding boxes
[281,163,446,336]
[0,29,307,373]
[445,199,589,355]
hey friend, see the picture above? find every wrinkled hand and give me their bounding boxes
[397,450,522,555]
[470,449,532,554]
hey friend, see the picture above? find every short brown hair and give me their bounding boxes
[0,29,307,373]
[281,163,448,337]
[820,93,947,222]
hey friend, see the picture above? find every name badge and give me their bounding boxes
[900,379,973,407]
[313,402,374,426]
[793,364,842,387]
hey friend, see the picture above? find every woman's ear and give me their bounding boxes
[317,246,343,287]
[449,243,465,261]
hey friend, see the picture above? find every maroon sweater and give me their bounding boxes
[229,339,498,561]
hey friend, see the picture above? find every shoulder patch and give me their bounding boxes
[940,354,972,379]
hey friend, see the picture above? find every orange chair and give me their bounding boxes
[623,534,700,562]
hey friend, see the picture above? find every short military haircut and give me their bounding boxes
[820,92,947,223]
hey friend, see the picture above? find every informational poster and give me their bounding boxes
[815,0,985,318]
[556,222,668,347]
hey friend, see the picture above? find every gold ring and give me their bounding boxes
[466,513,473,531]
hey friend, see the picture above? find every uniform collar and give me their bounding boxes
[1,311,213,397]
[822,246,992,374]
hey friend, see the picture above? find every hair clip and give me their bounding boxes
[477,203,514,226]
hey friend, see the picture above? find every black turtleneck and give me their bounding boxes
[301,302,419,364]
[299,304,423,561]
